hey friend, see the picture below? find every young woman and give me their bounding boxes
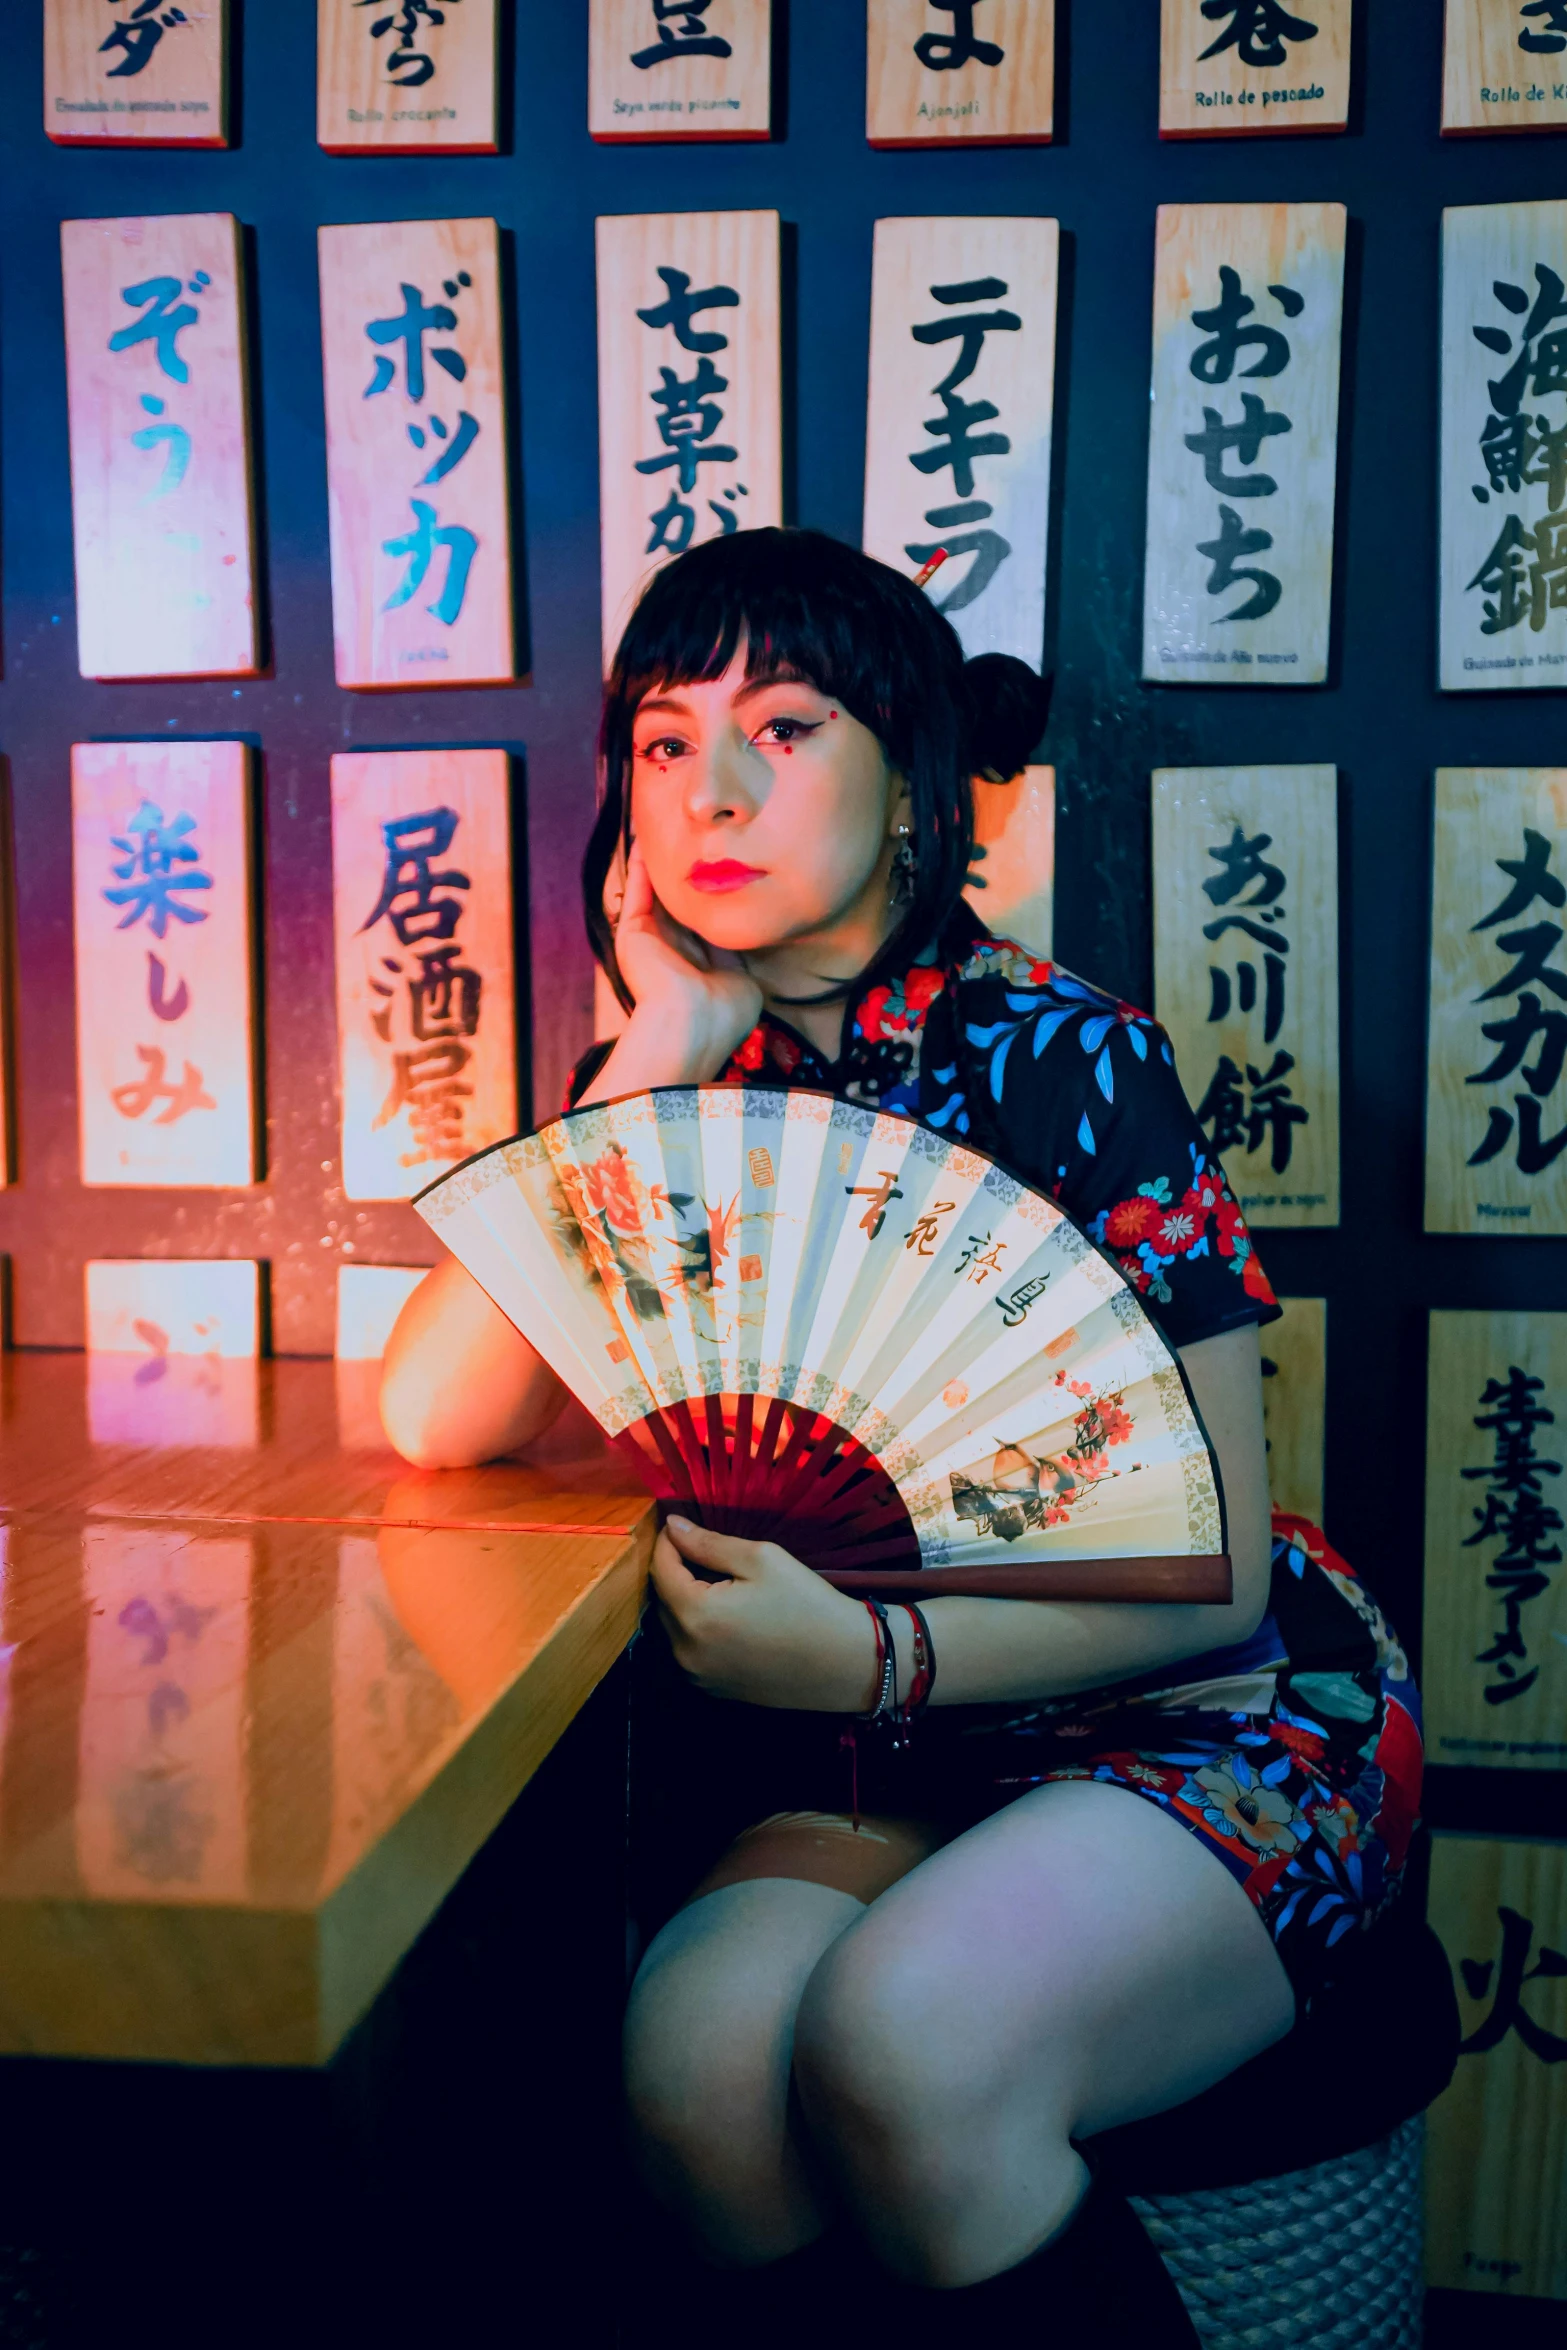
[381,529,1421,2344]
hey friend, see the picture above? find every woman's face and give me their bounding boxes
[628,652,908,956]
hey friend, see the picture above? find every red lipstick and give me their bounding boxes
[689,860,767,893]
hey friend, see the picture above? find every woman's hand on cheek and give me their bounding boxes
[589,843,763,1098]
[650,1517,879,1712]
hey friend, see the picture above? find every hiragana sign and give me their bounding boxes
[45,0,228,147]
[1443,0,1567,135]
[866,0,1054,147]
[317,0,498,154]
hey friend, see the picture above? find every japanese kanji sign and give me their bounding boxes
[863,216,1058,667]
[331,750,518,1202]
[1424,1311,1567,1772]
[83,1256,261,1448]
[866,0,1054,146]
[1159,0,1351,137]
[1426,768,1567,1232]
[1440,202,1567,687]
[1426,1833,1567,2300]
[596,210,781,660]
[1444,0,1567,135]
[1143,203,1345,685]
[1260,1295,1326,1521]
[318,219,513,688]
[72,741,255,1189]
[317,0,498,154]
[62,213,258,680]
[46,0,228,147]
[1153,766,1339,1226]
[965,765,1054,959]
[590,0,771,141]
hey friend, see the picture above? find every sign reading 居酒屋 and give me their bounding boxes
[866,0,1053,147]
[1443,0,1567,136]
[589,0,771,141]
[1159,0,1351,138]
[45,0,229,146]
[316,0,498,154]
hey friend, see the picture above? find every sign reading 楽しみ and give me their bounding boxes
[1426,769,1567,1233]
[1153,766,1339,1227]
[331,751,517,1202]
[45,0,229,145]
[1159,0,1351,138]
[865,1,1054,147]
[1440,203,1567,688]
[1443,0,1567,136]
[62,213,258,680]
[596,211,781,662]
[1143,203,1345,685]
[319,219,513,689]
[589,0,771,140]
[863,217,1058,668]
[72,741,255,1189]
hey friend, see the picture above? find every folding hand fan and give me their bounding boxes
[415,1088,1230,1602]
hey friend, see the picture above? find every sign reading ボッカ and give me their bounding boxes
[866,0,1053,147]
[590,0,771,140]
[1159,0,1351,137]
[317,0,498,154]
[46,0,228,146]
[1443,0,1567,136]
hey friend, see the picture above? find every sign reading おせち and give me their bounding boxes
[1443,0,1567,136]
[596,211,781,662]
[45,0,228,146]
[319,219,513,689]
[1159,0,1351,138]
[589,0,771,141]
[62,213,258,680]
[1440,203,1567,689]
[316,0,498,154]
[1153,767,1339,1228]
[72,741,255,1189]
[863,217,1058,668]
[866,0,1054,147]
[332,751,517,1202]
[1426,770,1567,1234]
[1143,203,1345,686]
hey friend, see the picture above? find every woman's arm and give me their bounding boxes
[379,1256,568,1467]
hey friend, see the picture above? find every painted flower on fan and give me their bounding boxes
[581,1144,659,1237]
[857,964,945,1043]
[1183,1761,1302,1855]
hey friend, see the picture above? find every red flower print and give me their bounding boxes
[858,984,894,1040]
[1103,1196,1163,1248]
[904,967,945,1019]
[1270,1721,1328,1767]
[770,1030,804,1075]
[1099,1399,1134,1446]
[731,1028,766,1073]
[1242,1251,1278,1305]
[586,1148,645,1234]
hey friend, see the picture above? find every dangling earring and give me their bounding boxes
[890,823,917,907]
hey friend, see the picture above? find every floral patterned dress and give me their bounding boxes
[576,911,1422,2004]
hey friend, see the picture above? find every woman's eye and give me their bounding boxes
[756,716,818,746]
[637,736,688,762]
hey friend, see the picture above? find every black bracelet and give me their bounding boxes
[858,1598,896,1723]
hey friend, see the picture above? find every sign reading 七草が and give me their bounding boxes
[596,210,781,662]
[62,213,258,680]
[1159,0,1351,137]
[45,0,229,147]
[1153,766,1339,1227]
[331,751,517,1203]
[72,741,255,1189]
[863,217,1058,668]
[319,218,513,689]
[1426,769,1567,1234]
[316,0,498,154]
[865,0,1054,147]
[1441,202,1567,688]
[589,0,771,141]
[1143,203,1345,686]
[1443,0,1567,136]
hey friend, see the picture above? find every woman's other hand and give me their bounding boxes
[580,843,762,1103]
[651,1517,879,1712]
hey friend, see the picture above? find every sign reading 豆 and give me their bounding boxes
[1159,0,1351,137]
[1443,0,1567,135]
[1143,205,1345,685]
[1426,769,1567,1233]
[596,210,781,662]
[317,0,498,153]
[1153,767,1339,1227]
[45,0,229,146]
[589,0,771,140]
[866,0,1054,147]
[863,217,1058,668]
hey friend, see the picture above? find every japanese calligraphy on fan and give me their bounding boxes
[1152,766,1339,1226]
[316,0,499,153]
[863,217,1058,667]
[1440,202,1567,687]
[865,0,1055,147]
[1443,0,1567,135]
[44,0,229,146]
[1143,204,1345,684]
[588,0,772,140]
[1158,0,1351,137]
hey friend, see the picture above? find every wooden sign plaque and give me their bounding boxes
[1159,0,1351,138]
[596,210,782,662]
[317,0,498,154]
[863,216,1059,668]
[331,750,518,1203]
[1152,766,1339,1227]
[1426,1833,1567,2300]
[46,0,228,147]
[62,213,258,681]
[1440,202,1567,691]
[866,0,1053,147]
[1426,769,1567,1235]
[319,219,514,690]
[1143,204,1345,685]
[83,1257,261,1449]
[965,765,1054,959]
[589,0,771,141]
[72,740,256,1190]
[1260,1295,1326,1522]
[1444,0,1567,135]
[1423,1310,1567,1772]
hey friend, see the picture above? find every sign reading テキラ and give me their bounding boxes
[1152,766,1339,1227]
[1443,0,1567,135]
[1159,0,1351,137]
[1440,203,1567,689]
[318,219,514,690]
[1423,1310,1567,1771]
[863,216,1058,668]
[62,213,258,681]
[1260,1295,1326,1522]
[596,210,781,662]
[316,0,498,154]
[331,750,518,1203]
[1143,204,1345,686]
[72,741,255,1189]
[866,0,1054,147]
[589,0,771,141]
[45,0,228,146]
[1426,769,1567,1235]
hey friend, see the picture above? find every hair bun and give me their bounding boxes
[960,653,1053,782]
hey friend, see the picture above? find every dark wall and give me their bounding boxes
[2,1,1566,1712]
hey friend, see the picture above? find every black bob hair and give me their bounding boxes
[584,527,1053,1013]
